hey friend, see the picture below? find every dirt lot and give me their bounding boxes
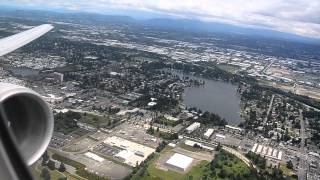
[63,137,97,152]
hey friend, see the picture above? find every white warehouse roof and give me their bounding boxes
[186,122,200,133]
[204,129,214,138]
[115,150,135,160]
[251,143,283,160]
[166,153,193,171]
[215,134,226,139]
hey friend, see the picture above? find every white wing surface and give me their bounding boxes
[0,24,53,56]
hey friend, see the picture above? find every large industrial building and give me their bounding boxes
[251,143,283,160]
[186,122,201,134]
[165,153,194,171]
[104,136,155,167]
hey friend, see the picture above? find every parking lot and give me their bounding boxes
[70,128,91,139]
[111,122,161,148]
[55,151,132,180]
[49,132,74,149]
[93,143,122,157]
[211,132,242,147]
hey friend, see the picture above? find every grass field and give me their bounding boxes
[32,164,68,180]
[79,113,111,127]
[217,64,240,74]
[279,163,294,177]
[179,143,211,153]
[132,148,254,180]
[134,153,210,180]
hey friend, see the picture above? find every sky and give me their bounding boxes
[2,0,320,39]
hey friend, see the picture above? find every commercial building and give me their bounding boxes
[42,94,63,104]
[186,122,200,134]
[165,153,193,171]
[215,134,226,139]
[115,150,135,162]
[104,136,155,167]
[184,140,215,151]
[225,125,243,133]
[164,115,179,122]
[204,128,214,139]
[251,143,283,160]
[53,72,64,83]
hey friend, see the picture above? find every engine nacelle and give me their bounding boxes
[0,83,53,165]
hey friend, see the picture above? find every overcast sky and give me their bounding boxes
[3,0,320,38]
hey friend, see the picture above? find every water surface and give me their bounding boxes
[182,75,243,125]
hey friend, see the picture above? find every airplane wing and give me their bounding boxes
[0,24,53,57]
[0,24,54,180]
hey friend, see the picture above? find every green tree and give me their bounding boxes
[42,150,49,162]
[58,162,66,172]
[286,160,293,169]
[219,169,226,178]
[41,158,47,166]
[41,168,51,180]
[216,142,222,151]
[47,160,56,170]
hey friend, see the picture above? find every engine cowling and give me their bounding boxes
[0,83,54,165]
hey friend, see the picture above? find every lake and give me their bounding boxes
[6,67,39,77]
[182,75,243,125]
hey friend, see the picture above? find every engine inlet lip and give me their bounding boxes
[0,85,54,165]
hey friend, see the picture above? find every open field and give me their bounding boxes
[63,137,97,152]
[79,113,111,127]
[217,64,240,74]
[50,151,132,180]
[279,162,295,177]
[259,79,320,100]
[132,147,256,180]
[133,153,211,180]
[32,162,83,180]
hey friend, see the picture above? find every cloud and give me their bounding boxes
[5,0,320,38]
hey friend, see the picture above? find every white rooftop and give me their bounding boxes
[104,136,155,166]
[251,143,283,160]
[204,129,214,137]
[164,114,179,122]
[166,153,193,171]
[115,150,135,160]
[148,101,157,106]
[84,152,104,162]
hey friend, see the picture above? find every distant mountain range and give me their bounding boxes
[142,18,320,45]
[0,5,319,45]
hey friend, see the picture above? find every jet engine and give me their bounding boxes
[0,83,53,166]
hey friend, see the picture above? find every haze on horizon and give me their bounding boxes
[1,0,320,39]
